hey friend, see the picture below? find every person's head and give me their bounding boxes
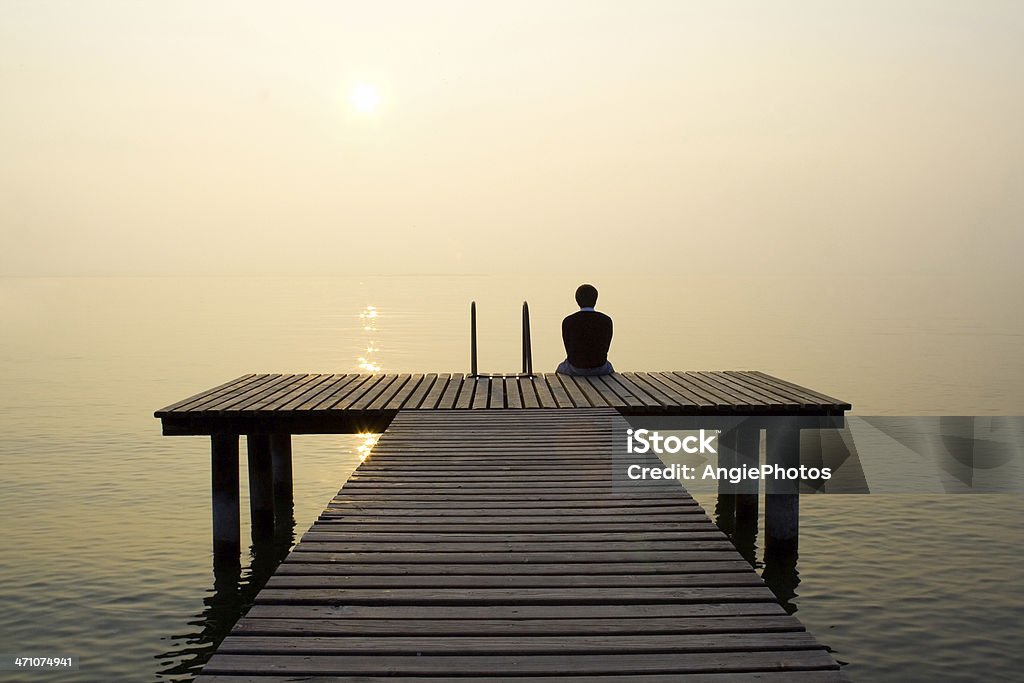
[575,283,598,308]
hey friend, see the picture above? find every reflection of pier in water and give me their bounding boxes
[154,522,295,681]
[709,417,869,614]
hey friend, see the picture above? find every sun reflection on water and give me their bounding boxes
[357,433,379,461]
[356,305,383,373]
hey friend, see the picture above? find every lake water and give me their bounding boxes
[1,274,1022,681]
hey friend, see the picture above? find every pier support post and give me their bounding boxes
[211,432,240,562]
[765,421,800,557]
[714,428,737,535]
[270,434,294,528]
[247,433,275,541]
[733,423,760,564]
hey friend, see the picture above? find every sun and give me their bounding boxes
[350,84,380,114]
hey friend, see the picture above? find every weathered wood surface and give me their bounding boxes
[156,371,849,434]
[197,409,843,681]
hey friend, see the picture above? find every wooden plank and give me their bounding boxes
[190,373,288,412]
[231,614,803,635]
[630,372,698,410]
[291,539,736,552]
[446,375,469,409]
[201,650,839,676]
[471,377,489,408]
[276,551,750,563]
[620,372,676,408]
[368,373,413,410]
[309,374,376,410]
[418,373,452,409]
[519,377,540,408]
[267,573,765,589]
[355,374,405,411]
[200,673,847,683]
[540,373,574,407]
[693,371,772,409]
[594,374,643,408]
[238,373,318,412]
[261,373,339,411]
[608,373,663,408]
[567,376,610,407]
[578,376,624,407]
[487,377,505,409]
[254,585,777,604]
[382,373,425,410]
[284,374,358,411]
[553,373,589,407]
[217,631,819,654]
[399,373,435,409]
[504,377,522,408]
[155,374,256,414]
[243,602,788,620]
[334,374,390,410]
[199,673,847,683]
[731,371,832,409]
[751,371,849,408]
[662,372,734,409]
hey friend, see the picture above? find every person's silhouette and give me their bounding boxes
[556,284,614,376]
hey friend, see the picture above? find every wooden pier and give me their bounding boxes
[155,371,850,681]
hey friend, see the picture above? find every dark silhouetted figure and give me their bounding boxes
[556,284,614,376]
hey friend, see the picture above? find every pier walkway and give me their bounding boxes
[196,408,844,681]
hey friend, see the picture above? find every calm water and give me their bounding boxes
[1,274,1022,681]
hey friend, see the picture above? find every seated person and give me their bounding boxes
[556,283,614,376]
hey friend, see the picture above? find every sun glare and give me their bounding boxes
[350,84,380,114]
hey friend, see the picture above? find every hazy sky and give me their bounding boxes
[2,1,1022,276]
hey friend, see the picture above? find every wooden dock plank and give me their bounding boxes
[284,374,357,411]
[217,631,821,654]
[452,375,475,409]
[230,614,802,635]
[367,373,411,410]
[201,650,840,676]
[663,372,735,409]
[752,371,850,408]
[398,373,435,409]
[188,373,288,412]
[541,372,575,407]
[471,377,490,409]
[419,373,452,409]
[381,373,424,410]
[519,376,540,408]
[310,374,374,410]
[200,673,848,683]
[155,374,256,414]
[504,377,523,408]
[553,373,590,407]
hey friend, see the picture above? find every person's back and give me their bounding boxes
[556,284,614,376]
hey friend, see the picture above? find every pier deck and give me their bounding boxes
[156,371,849,436]
[197,408,844,681]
